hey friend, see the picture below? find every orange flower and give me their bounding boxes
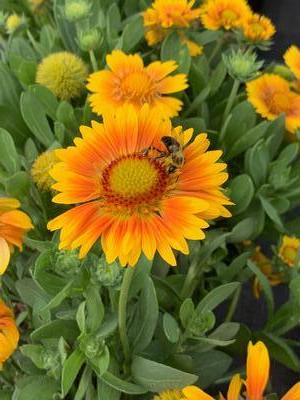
[241,13,275,43]
[0,300,19,367]
[246,74,300,133]
[0,198,33,274]
[143,0,202,56]
[87,50,188,118]
[48,105,231,267]
[246,341,270,400]
[284,45,300,80]
[182,374,242,400]
[200,0,252,31]
[278,235,300,267]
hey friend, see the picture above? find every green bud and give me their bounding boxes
[53,249,81,275]
[80,333,105,359]
[272,64,295,81]
[187,310,216,337]
[222,49,263,82]
[90,255,123,288]
[42,348,61,379]
[64,0,90,22]
[78,28,102,51]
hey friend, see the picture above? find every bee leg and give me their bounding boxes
[167,165,177,174]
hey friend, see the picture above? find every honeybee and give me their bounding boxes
[143,136,185,174]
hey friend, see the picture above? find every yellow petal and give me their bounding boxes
[282,382,300,400]
[182,386,214,400]
[227,374,243,400]
[0,237,10,275]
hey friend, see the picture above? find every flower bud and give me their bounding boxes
[53,249,81,275]
[64,0,90,22]
[187,310,216,337]
[223,49,263,82]
[5,14,24,34]
[90,255,123,288]
[78,28,102,52]
[80,333,105,359]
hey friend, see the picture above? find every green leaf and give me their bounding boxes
[16,278,50,309]
[101,372,147,394]
[196,282,240,314]
[277,143,300,166]
[163,313,180,343]
[228,174,254,215]
[210,60,227,95]
[74,366,92,400]
[20,345,44,369]
[30,85,59,120]
[76,301,86,333]
[54,0,78,53]
[226,121,269,160]
[13,376,59,400]
[265,114,285,159]
[161,31,181,62]
[182,86,210,118]
[121,15,144,52]
[131,356,198,392]
[193,350,232,389]
[31,320,79,342]
[5,171,31,199]
[56,101,78,132]
[61,348,85,397]
[40,280,73,313]
[20,90,55,147]
[0,128,20,173]
[179,298,195,329]
[258,332,300,372]
[247,260,274,317]
[246,140,270,187]
[129,275,159,353]
[86,285,104,332]
[259,195,285,231]
[228,218,256,242]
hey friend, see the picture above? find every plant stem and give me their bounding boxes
[89,49,98,72]
[225,286,241,322]
[208,37,223,64]
[118,267,134,366]
[222,79,240,125]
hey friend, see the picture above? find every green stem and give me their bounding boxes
[89,49,98,72]
[118,267,134,366]
[225,286,241,322]
[222,79,240,125]
[208,37,223,64]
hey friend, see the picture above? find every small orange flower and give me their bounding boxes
[200,0,252,31]
[278,235,300,267]
[143,0,202,56]
[48,105,231,267]
[241,13,275,43]
[0,300,19,367]
[284,45,300,80]
[246,74,300,133]
[0,198,33,274]
[246,341,270,400]
[251,247,283,298]
[87,50,188,118]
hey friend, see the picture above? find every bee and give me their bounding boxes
[142,136,185,174]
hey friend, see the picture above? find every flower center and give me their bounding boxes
[119,72,157,104]
[250,22,264,36]
[270,93,291,113]
[101,155,169,210]
[221,9,238,25]
[282,246,299,265]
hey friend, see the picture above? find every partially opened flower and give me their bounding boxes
[200,0,252,31]
[241,13,275,43]
[246,74,300,133]
[31,149,59,191]
[284,45,300,80]
[143,0,202,56]
[251,247,283,298]
[278,235,300,267]
[36,51,88,101]
[0,198,33,274]
[48,105,231,267]
[0,300,19,367]
[87,50,188,118]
